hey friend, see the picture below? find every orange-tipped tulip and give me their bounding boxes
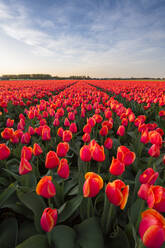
[83,172,103,197]
[36,176,56,198]
[80,145,92,162]
[33,143,43,156]
[105,179,129,210]
[117,146,136,166]
[21,146,32,161]
[62,130,72,142]
[40,208,58,232]
[56,142,69,157]
[139,168,158,185]
[109,157,125,176]
[139,209,165,248]
[57,158,69,179]
[19,157,32,175]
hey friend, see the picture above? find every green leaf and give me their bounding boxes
[0,217,18,248]
[16,235,48,248]
[64,177,78,196]
[51,225,76,248]
[75,217,104,248]
[17,190,46,232]
[58,195,83,223]
[18,221,38,244]
[106,225,130,248]
[0,181,17,207]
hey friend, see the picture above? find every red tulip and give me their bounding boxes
[148,144,160,157]
[6,118,14,127]
[139,168,158,185]
[82,133,91,143]
[21,146,32,160]
[36,176,56,198]
[21,132,31,144]
[109,157,125,176]
[69,122,77,133]
[0,143,10,160]
[105,179,129,210]
[62,130,72,142]
[56,142,69,157]
[117,125,125,136]
[83,172,103,197]
[57,158,69,179]
[80,145,92,162]
[40,208,58,232]
[33,143,43,156]
[117,146,136,166]
[42,125,51,141]
[104,137,113,150]
[139,209,165,248]
[19,157,32,175]
[45,151,59,169]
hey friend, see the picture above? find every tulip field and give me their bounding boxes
[0,79,165,248]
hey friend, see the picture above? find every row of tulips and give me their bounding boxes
[0,80,165,248]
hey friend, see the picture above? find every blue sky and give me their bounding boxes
[0,0,165,77]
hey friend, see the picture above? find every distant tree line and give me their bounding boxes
[0,74,164,80]
[0,74,91,80]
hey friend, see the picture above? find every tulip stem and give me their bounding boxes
[47,232,52,247]
[87,197,93,218]
[137,239,144,248]
[105,202,113,235]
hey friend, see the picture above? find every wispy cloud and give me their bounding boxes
[0,0,165,76]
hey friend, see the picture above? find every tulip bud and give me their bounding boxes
[56,142,69,157]
[83,172,103,197]
[80,145,92,162]
[36,176,56,198]
[117,125,125,136]
[109,157,125,176]
[33,143,43,156]
[62,130,72,142]
[105,180,129,210]
[21,146,33,161]
[139,209,165,248]
[45,151,59,169]
[57,158,69,179]
[19,157,32,175]
[41,208,58,232]
[0,143,10,160]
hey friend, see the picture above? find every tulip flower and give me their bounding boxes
[33,143,43,156]
[117,125,125,136]
[148,144,160,157]
[82,133,91,143]
[57,158,69,179]
[80,145,92,162]
[109,157,125,176]
[36,176,56,198]
[139,209,165,248]
[41,125,51,141]
[117,146,136,166]
[139,168,158,185]
[45,151,59,169]
[91,143,105,162]
[104,137,113,150]
[87,117,96,127]
[19,157,32,175]
[53,118,60,127]
[83,123,92,133]
[83,172,103,197]
[64,118,70,127]
[40,208,58,232]
[69,122,77,133]
[56,142,69,157]
[6,118,14,127]
[149,131,162,147]
[0,143,10,160]
[21,146,33,161]
[21,132,31,144]
[1,128,14,140]
[105,180,129,210]
[62,130,72,142]
[99,126,108,136]
[140,129,149,144]
[57,127,64,138]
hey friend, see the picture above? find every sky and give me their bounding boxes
[0,0,165,78]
